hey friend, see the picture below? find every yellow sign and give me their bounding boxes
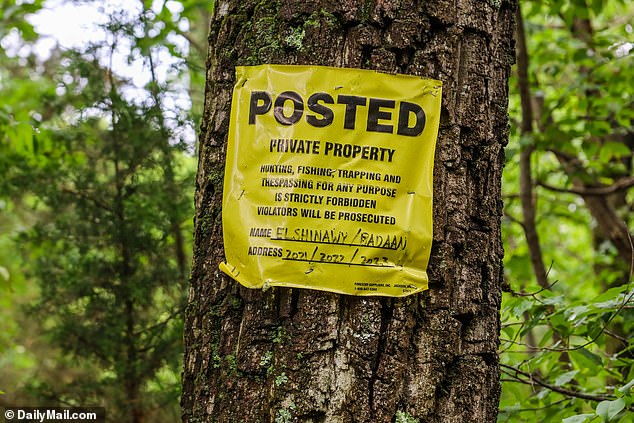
[220,65,442,297]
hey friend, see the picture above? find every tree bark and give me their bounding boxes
[182,1,516,422]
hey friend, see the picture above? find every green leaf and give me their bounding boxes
[593,286,628,304]
[570,348,604,371]
[599,141,631,162]
[555,370,579,386]
[539,327,554,347]
[511,296,535,317]
[562,414,595,423]
[589,0,605,16]
[550,313,572,336]
[596,398,625,422]
[579,348,603,366]
[8,121,34,153]
[0,266,9,282]
[541,295,565,306]
[565,305,590,321]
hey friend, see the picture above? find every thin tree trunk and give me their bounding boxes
[515,4,549,290]
[182,1,516,422]
[110,63,144,423]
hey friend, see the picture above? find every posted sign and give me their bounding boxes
[220,65,441,297]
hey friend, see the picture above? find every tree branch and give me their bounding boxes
[545,147,634,266]
[538,177,634,196]
[500,363,614,402]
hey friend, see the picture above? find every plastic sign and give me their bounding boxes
[220,64,442,297]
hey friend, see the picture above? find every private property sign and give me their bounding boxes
[219,64,442,297]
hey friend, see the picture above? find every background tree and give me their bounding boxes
[182,0,516,422]
[0,1,211,420]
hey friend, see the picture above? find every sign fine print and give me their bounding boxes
[219,64,442,297]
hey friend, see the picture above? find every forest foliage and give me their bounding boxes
[1,0,208,420]
[0,0,632,422]
[500,0,633,421]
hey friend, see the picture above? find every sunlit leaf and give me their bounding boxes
[596,398,625,422]
[599,141,632,162]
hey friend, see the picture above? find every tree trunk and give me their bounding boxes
[182,1,515,422]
